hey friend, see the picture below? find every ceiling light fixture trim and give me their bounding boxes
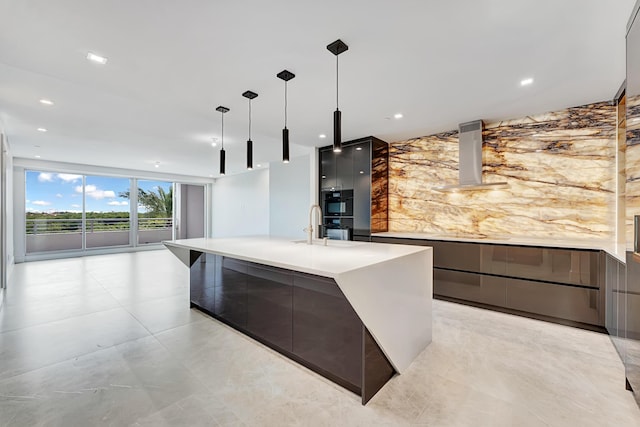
[86,52,108,64]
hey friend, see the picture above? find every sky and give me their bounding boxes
[25,171,172,213]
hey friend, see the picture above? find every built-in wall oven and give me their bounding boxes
[323,189,353,217]
[321,189,353,240]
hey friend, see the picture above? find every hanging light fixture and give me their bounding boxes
[242,90,258,170]
[277,70,295,163]
[216,106,229,175]
[327,39,348,153]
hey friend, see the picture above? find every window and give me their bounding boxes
[25,171,83,253]
[85,175,131,248]
[137,180,173,245]
[25,171,175,254]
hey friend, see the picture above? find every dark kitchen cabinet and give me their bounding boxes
[371,236,605,328]
[505,278,600,325]
[292,272,362,389]
[190,252,216,314]
[505,247,599,287]
[353,142,372,236]
[188,253,394,404]
[434,269,506,306]
[247,263,293,352]
[320,149,337,189]
[336,144,354,190]
[606,254,626,358]
[215,256,248,328]
[319,136,388,239]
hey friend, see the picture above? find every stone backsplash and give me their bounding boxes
[388,101,617,239]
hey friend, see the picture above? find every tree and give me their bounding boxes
[119,186,173,218]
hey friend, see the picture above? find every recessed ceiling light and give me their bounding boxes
[211,142,217,147]
[319,134,327,139]
[394,113,403,119]
[86,52,108,64]
[520,77,534,86]
[355,147,362,151]
[39,99,54,105]
[154,162,160,168]
[35,155,41,158]
[256,164,262,168]
[359,170,364,174]
[37,128,47,132]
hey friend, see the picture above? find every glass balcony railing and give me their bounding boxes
[25,217,173,252]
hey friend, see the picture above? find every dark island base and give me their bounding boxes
[188,251,395,405]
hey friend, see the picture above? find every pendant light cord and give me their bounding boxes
[284,81,288,128]
[221,112,224,150]
[336,55,339,110]
[248,99,252,140]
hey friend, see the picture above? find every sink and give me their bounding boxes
[292,239,359,248]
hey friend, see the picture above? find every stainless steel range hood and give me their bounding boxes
[432,120,508,192]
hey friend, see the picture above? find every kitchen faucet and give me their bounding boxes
[304,204,323,245]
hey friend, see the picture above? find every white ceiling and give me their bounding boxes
[0,0,634,178]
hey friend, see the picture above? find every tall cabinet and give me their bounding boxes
[625,0,640,404]
[319,136,389,240]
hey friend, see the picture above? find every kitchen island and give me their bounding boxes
[164,237,432,404]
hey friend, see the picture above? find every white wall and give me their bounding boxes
[1,132,14,288]
[212,168,269,237]
[269,154,314,239]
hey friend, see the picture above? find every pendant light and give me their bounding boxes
[277,70,295,163]
[327,39,348,153]
[242,90,258,170]
[216,106,229,175]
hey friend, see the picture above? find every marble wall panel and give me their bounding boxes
[626,95,640,245]
[618,95,627,245]
[389,102,617,239]
[371,141,389,233]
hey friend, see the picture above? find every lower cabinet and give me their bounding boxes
[292,273,362,388]
[215,257,248,328]
[247,264,293,352]
[188,251,394,404]
[434,269,506,306]
[505,278,600,325]
[372,236,605,327]
[189,252,216,313]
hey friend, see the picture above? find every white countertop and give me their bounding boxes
[164,236,433,373]
[372,232,628,263]
[165,236,429,278]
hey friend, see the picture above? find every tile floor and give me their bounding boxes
[0,249,639,426]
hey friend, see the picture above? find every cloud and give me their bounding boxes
[32,200,51,206]
[55,193,63,198]
[38,172,53,182]
[107,201,128,206]
[57,174,82,183]
[75,184,116,199]
[71,204,81,208]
